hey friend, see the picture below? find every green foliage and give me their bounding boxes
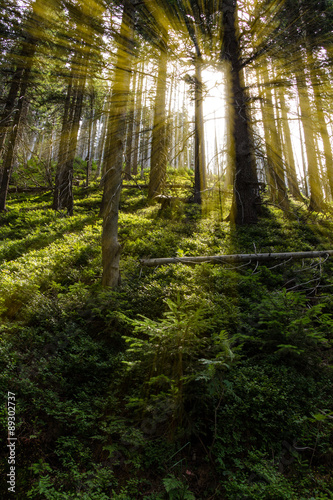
[1,182,333,498]
[163,475,195,500]
[238,289,333,366]
[122,296,234,435]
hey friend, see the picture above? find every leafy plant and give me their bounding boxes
[123,296,234,433]
[163,475,195,500]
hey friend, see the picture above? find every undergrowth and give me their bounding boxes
[0,182,332,499]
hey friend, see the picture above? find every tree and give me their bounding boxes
[0,0,42,210]
[52,0,105,213]
[101,0,135,287]
[148,35,169,200]
[221,0,261,223]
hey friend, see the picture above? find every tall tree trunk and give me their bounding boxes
[264,71,289,209]
[0,67,24,163]
[148,39,168,200]
[298,105,309,197]
[53,77,73,209]
[97,98,109,178]
[310,66,333,200]
[0,24,37,210]
[53,47,88,214]
[295,71,322,211]
[0,72,31,210]
[221,0,261,224]
[86,94,95,187]
[256,67,278,202]
[101,0,135,287]
[277,87,302,200]
[224,64,235,190]
[60,73,86,215]
[132,62,144,176]
[124,70,137,179]
[193,55,206,204]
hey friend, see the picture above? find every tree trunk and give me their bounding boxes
[277,87,302,200]
[140,250,333,267]
[132,62,144,176]
[86,94,95,187]
[148,40,168,200]
[264,71,289,209]
[0,30,36,211]
[53,77,73,209]
[256,67,278,202]
[0,67,24,163]
[221,0,261,224]
[60,75,86,215]
[101,0,135,287]
[124,70,137,179]
[296,71,322,211]
[310,66,333,200]
[53,47,87,214]
[193,55,206,204]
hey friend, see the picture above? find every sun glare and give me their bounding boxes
[202,68,227,175]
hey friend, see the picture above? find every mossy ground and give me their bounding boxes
[0,179,333,499]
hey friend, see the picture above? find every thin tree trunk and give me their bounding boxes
[53,77,73,209]
[148,39,168,200]
[223,64,235,190]
[296,71,322,211]
[0,67,24,163]
[86,95,94,186]
[101,0,135,287]
[193,55,206,204]
[140,250,333,267]
[310,66,333,200]
[60,73,86,215]
[124,70,137,179]
[265,72,289,209]
[0,73,31,210]
[256,67,278,202]
[277,87,302,200]
[0,34,36,211]
[132,61,144,176]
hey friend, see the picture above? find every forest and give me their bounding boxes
[1,0,333,498]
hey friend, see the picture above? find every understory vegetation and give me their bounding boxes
[1,176,333,499]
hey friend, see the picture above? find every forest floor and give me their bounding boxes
[0,173,333,499]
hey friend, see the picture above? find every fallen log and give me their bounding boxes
[140,250,333,267]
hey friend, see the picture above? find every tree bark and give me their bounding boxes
[0,30,36,211]
[277,86,302,200]
[124,70,137,179]
[296,71,322,211]
[53,48,88,214]
[221,0,261,224]
[148,39,168,200]
[132,62,144,176]
[310,66,333,201]
[0,67,24,163]
[193,55,206,204]
[53,77,73,209]
[101,0,135,287]
[140,250,333,267]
